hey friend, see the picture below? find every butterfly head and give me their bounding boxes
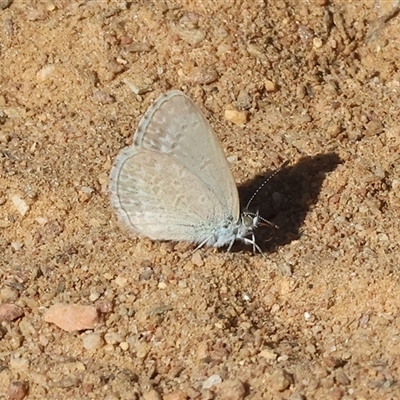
[223,209,262,253]
[240,209,260,235]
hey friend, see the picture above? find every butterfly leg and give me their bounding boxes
[226,238,236,253]
[192,235,214,254]
[243,236,264,256]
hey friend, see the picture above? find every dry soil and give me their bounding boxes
[1,1,400,399]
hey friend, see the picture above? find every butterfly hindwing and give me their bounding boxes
[110,147,227,242]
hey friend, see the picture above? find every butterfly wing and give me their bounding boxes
[110,147,227,242]
[109,90,240,242]
[133,90,240,221]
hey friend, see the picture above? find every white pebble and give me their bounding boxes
[202,374,222,389]
[104,332,123,345]
[114,276,127,287]
[89,292,101,302]
[11,194,29,216]
[11,242,23,251]
[82,333,104,351]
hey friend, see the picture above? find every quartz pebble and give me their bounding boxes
[202,374,222,389]
[11,195,29,216]
[82,333,104,351]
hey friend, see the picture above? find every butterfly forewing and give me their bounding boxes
[134,91,239,220]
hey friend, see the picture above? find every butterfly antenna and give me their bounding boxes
[245,160,289,210]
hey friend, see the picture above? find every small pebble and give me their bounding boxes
[104,332,123,345]
[224,109,247,126]
[191,252,204,267]
[115,276,127,287]
[236,90,252,110]
[188,66,218,85]
[124,78,153,95]
[143,389,162,400]
[176,27,205,46]
[11,242,23,251]
[378,233,389,242]
[323,356,344,369]
[298,25,314,42]
[19,319,36,337]
[8,381,29,400]
[79,186,93,202]
[313,37,323,49]
[36,64,56,82]
[82,333,104,351]
[304,311,314,321]
[289,394,306,400]
[0,0,13,10]
[44,303,99,332]
[158,282,167,289]
[0,111,7,125]
[135,342,150,358]
[202,374,222,390]
[259,347,277,360]
[3,106,26,118]
[0,303,24,321]
[247,43,265,59]
[10,195,29,216]
[335,370,351,385]
[125,42,152,52]
[52,377,81,389]
[0,132,9,142]
[89,292,101,302]
[119,341,129,351]
[163,390,188,400]
[35,217,48,226]
[326,122,342,138]
[364,120,383,137]
[92,89,115,104]
[264,79,278,92]
[95,298,113,313]
[139,265,153,280]
[107,59,126,74]
[269,369,293,392]
[217,379,246,400]
[10,357,29,371]
[0,286,19,302]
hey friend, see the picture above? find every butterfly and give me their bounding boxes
[109,90,273,253]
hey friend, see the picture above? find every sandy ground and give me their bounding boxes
[1,0,400,399]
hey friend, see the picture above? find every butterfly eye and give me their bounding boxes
[243,214,255,228]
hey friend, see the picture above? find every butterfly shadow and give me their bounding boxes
[230,152,342,254]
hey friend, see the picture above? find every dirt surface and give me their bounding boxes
[1,1,400,399]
